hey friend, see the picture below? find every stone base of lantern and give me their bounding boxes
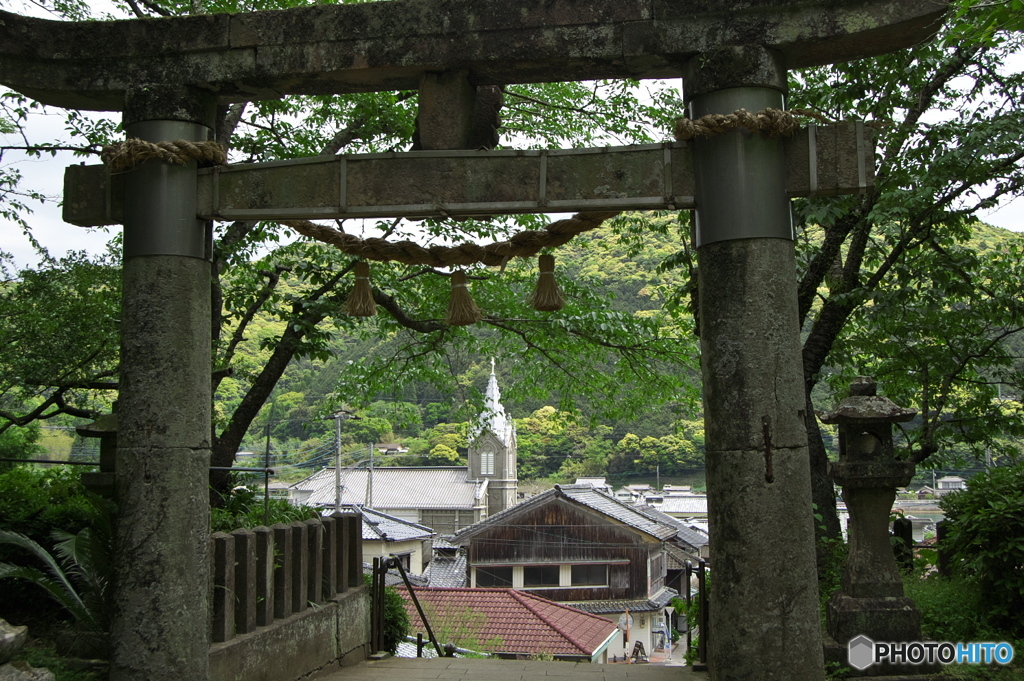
[826,593,939,676]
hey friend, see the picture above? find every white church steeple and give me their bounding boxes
[479,357,514,448]
[469,358,518,515]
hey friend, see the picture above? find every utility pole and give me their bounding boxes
[326,409,358,513]
[367,442,374,509]
[335,416,342,512]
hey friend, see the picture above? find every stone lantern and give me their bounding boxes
[820,377,927,673]
[76,409,117,498]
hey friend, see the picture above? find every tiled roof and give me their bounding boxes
[563,587,679,615]
[424,553,467,588]
[291,467,485,510]
[658,495,708,516]
[633,504,709,549]
[354,506,435,542]
[395,587,618,658]
[454,484,677,542]
[664,543,698,570]
[432,536,458,551]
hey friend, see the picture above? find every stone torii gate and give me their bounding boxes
[0,1,945,679]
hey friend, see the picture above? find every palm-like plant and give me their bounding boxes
[0,515,113,656]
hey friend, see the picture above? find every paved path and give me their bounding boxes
[317,657,702,681]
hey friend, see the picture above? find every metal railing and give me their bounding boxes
[683,558,709,671]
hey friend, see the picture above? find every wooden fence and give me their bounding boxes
[209,512,363,643]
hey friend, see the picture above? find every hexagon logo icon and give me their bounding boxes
[848,635,875,671]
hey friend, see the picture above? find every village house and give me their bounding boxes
[451,483,703,659]
[350,505,435,575]
[935,475,967,495]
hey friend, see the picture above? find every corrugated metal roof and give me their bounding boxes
[291,467,485,510]
[454,484,678,542]
[396,587,618,658]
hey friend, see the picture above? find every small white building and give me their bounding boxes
[935,475,966,495]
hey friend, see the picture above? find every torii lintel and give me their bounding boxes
[0,0,946,111]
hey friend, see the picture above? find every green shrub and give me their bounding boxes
[209,485,319,532]
[382,585,411,655]
[362,574,410,655]
[904,574,999,643]
[0,468,98,545]
[940,462,1024,636]
[0,424,43,472]
[0,524,113,659]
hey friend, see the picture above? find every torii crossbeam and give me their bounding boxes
[0,1,946,679]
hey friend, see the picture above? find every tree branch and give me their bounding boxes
[373,290,446,333]
[216,265,291,392]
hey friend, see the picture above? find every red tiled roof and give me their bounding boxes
[395,587,618,658]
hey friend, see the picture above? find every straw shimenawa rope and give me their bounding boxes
[346,260,377,317]
[445,270,482,326]
[675,107,833,141]
[529,253,564,312]
[101,138,228,173]
[280,212,619,268]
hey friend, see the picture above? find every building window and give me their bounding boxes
[476,566,513,587]
[481,450,494,475]
[570,564,608,586]
[523,565,560,588]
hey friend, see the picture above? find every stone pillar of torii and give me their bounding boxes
[0,1,946,678]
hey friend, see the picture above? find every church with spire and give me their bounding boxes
[468,359,518,516]
[289,358,518,536]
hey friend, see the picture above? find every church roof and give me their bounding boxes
[291,466,486,510]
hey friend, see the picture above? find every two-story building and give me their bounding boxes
[452,483,696,659]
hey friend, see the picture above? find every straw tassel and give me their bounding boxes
[530,253,564,312]
[346,260,377,317]
[445,270,483,326]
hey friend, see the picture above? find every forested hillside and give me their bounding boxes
[218,215,1024,484]
[224,213,704,482]
[3,214,1022,485]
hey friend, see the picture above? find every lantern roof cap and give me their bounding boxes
[819,377,917,425]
